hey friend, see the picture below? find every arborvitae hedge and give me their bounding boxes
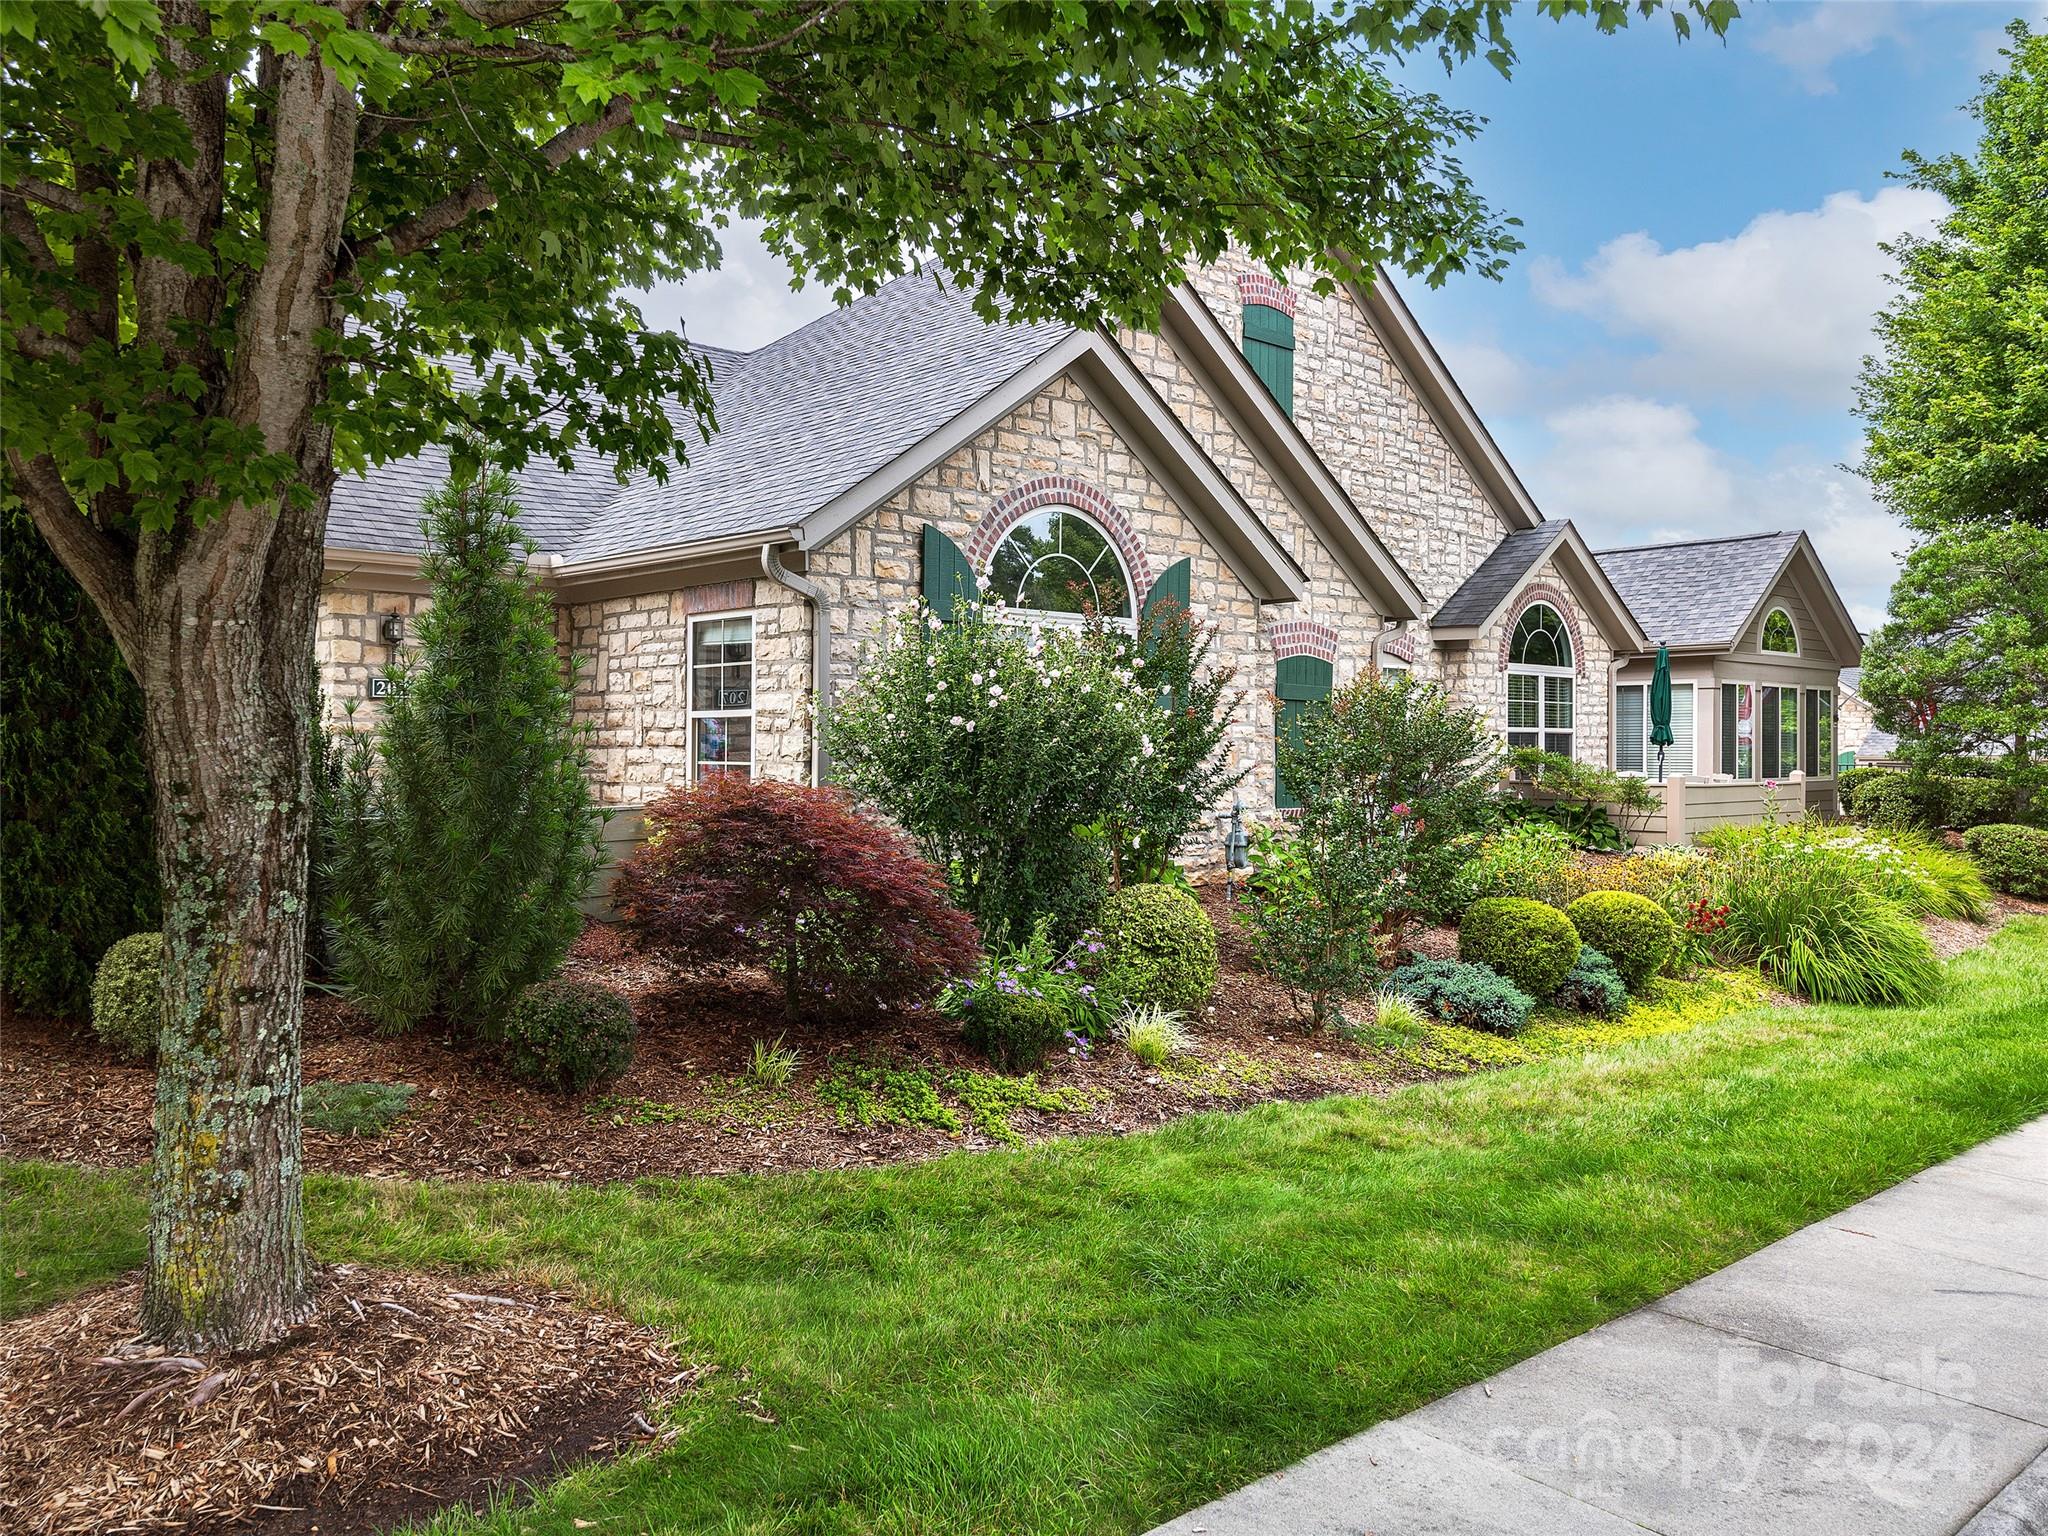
[1,505,158,1018]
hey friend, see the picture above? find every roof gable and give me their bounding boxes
[1432,520,1647,652]
[1594,531,1866,658]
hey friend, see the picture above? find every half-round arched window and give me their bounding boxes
[1506,602,1574,758]
[1509,603,1573,669]
[987,506,1134,620]
[1761,607,1799,654]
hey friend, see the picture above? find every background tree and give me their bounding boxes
[0,0,1731,1352]
[0,504,158,1019]
[1858,21,2047,536]
[322,470,604,1035]
[1858,523,2048,817]
[1857,22,2046,805]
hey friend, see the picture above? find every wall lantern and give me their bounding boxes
[379,612,406,645]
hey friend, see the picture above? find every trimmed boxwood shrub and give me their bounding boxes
[1565,890,1676,992]
[1552,946,1627,1019]
[90,931,162,1063]
[962,993,1070,1072]
[1094,883,1218,1014]
[1385,958,1534,1036]
[1459,896,1580,998]
[1964,823,2048,900]
[497,979,634,1093]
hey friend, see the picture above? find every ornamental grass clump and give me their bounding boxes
[1116,1002,1193,1067]
[1458,897,1580,997]
[1817,826,1991,921]
[615,776,981,1021]
[1696,822,1941,1006]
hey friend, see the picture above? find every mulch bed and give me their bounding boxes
[0,1265,702,1536]
[0,884,1433,1185]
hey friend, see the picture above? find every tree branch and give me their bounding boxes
[7,449,142,667]
[453,0,569,26]
[339,93,636,273]
[712,2,847,61]
[12,175,99,221]
[382,34,577,62]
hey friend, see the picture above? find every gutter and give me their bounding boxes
[760,543,830,786]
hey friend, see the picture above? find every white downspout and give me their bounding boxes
[761,543,830,786]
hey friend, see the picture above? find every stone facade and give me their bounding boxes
[1436,554,1614,769]
[316,584,427,724]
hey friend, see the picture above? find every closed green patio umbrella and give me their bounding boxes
[1649,642,1675,779]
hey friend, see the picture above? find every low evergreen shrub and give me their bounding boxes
[962,993,1070,1073]
[1964,823,2048,899]
[1454,822,1579,911]
[302,1081,415,1136]
[1095,883,1218,1014]
[497,979,635,1093]
[1459,896,1580,998]
[1385,958,1534,1036]
[1552,946,1628,1018]
[90,931,162,1062]
[1565,890,1676,992]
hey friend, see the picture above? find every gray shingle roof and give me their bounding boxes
[1595,531,1801,649]
[1430,521,1567,628]
[568,273,1072,560]
[326,273,1074,564]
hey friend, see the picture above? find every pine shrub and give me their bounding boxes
[614,776,981,1019]
[1459,897,1580,998]
[90,931,162,1062]
[322,469,604,1035]
[1965,823,2048,899]
[1385,958,1534,1036]
[1565,890,1676,992]
[1552,946,1628,1018]
[500,979,635,1092]
[1094,883,1218,1014]
[1,505,158,1019]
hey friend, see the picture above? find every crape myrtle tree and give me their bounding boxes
[0,0,1734,1353]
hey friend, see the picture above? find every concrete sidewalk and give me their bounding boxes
[1148,1118,2048,1536]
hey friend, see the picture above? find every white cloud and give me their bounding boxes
[1529,186,1946,409]
[625,219,836,353]
[1433,335,1536,419]
[1748,2,1913,94]
[1526,394,1904,628]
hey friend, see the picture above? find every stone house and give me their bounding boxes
[319,260,1862,858]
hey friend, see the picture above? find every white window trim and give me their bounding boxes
[686,608,759,784]
[1506,602,1576,758]
[1760,606,1800,656]
[1614,680,1696,782]
[983,503,1139,628]
[1724,677,1758,781]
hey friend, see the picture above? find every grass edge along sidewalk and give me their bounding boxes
[6,918,2047,1536]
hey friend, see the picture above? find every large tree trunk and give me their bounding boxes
[136,493,327,1350]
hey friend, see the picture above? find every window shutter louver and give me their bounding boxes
[921,524,977,622]
[1242,304,1295,417]
[1142,559,1194,710]
[1803,689,1819,776]
[1273,654,1332,810]
[1721,684,1738,776]
[1761,688,1781,780]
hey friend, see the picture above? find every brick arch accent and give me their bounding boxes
[1236,272,1295,316]
[1497,583,1586,679]
[1268,617,1338,664]
[965,474,1155,600]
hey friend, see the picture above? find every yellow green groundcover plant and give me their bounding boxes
[6,922,2046,1536]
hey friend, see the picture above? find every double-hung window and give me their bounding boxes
[1759,685,1799,781]
[1804,688,1834,778]
[1615,681,1694,780]
[689,614,754,781]
[1506,603,1574,758]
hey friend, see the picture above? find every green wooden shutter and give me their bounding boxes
[1721,684,1739,776]
[1141,558,1194,709]
[921,523,978,622]
[1761,687,1782,780]
[1242,304,1295,417]
[1273,654,1332,810]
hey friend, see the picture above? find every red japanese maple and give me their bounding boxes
[613,776,981,1019]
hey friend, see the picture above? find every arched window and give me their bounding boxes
[1506,602,1574,758]
[987,506,1134,620]
[1761,607,1799,654]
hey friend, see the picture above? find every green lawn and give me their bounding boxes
[8,919,2048,1536]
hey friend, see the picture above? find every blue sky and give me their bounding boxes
[638,2,2043,629]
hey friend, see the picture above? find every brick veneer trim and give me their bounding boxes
[1235,272,1296,317]
[1497,582,1587,679]
[1268,617,1339,663]
[966,475,1156,603]
[682,579,755,615]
